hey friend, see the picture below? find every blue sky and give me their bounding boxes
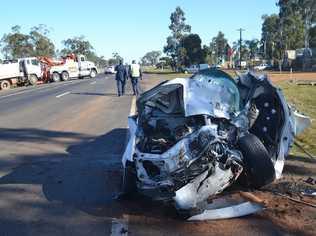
[0,0,278,62]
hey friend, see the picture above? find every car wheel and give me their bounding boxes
[28,74,38,85]
[122,161,137,195]
[52,72,61,82]
[0,80,11,90]
[90,69,97,78]
[61,71,69,81]
[238,133,275,188]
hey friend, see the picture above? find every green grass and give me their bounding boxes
[276,82,316,156]
[143,66,175,74]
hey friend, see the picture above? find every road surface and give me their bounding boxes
[0,74,302,236]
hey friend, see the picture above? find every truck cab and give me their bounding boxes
[18,58,42,79]
[0,57,41,90]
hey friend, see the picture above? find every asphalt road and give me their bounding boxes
[0,75,133,236]
[0,74,290,236]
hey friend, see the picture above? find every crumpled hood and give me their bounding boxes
[155,74,240,119]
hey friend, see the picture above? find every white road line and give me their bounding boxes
[0,90,32,99]
[110,218,128,236]
[124,96,137,146]
[56,91,70,98]
[0,80,77,100]
[90,81,96,85]
[129,96,137,116]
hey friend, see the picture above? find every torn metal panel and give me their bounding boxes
[187,201,264,221]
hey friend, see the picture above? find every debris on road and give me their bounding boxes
[122,69,311,219]
[301,189,316,197]
[305,177,316,185]
[274,192,316,208]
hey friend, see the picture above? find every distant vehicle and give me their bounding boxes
[48,54,98,82]
[105,66,116,74]
[183,64,209,74]
[210,64,221,69]
[0,57,42,90]
[254,63,270,71]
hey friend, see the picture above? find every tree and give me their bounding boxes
[61,36,94,56]
[141,51,162,66]
[310,26,316,47]
[164,6,191,70]
[181,34,204,66]
[278,0,316,48]
[0,25,34,59]
[203,45,215,65]
[30,24,55,57]
[209,31,228,64]
[245,39,260,60]
[261,14,281,60]
[108,52,123,65]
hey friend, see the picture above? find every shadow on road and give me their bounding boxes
[72,92,135,97]
[0,128,89,144]
[0,128,152,219]
[71,92,118,97]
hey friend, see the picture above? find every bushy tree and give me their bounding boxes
[61,36,94,56]
[181,34,204,66]
[108,52,123,65]
[141,51,162,66]
[164,6,191,70]
[209,31,229,64]
[1,25,34,59]
[261,14,282,60]
[30,24,55,57]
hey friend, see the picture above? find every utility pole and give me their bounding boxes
[237,28,245,69]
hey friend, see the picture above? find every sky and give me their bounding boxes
[0,0,279,63]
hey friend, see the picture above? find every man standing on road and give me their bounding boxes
[129,60,142,96]
[115,59,128,97]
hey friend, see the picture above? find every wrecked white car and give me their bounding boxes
[122,69,310,218]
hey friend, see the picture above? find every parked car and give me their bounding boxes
[105,66,116,74]
[210,64,221,69]
[122,69,311,219]
[183,64,209,74]
[254,63,270,71]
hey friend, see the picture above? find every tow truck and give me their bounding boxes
[43,54,98,82]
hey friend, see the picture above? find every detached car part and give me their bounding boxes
[122,69,311,218]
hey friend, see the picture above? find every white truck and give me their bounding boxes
[49,54,98,82]
[0,57,42,90]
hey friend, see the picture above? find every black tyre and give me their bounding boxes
[238,133,275,188]
[52,72,61,82]
[61,71,69,81]
[122,161,137,195]
[0,80,11,90]
[90,69,97,78]
[28,74,38,86]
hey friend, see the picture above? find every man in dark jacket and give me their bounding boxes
[115,59,128,96]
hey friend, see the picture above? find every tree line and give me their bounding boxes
[142,2,316,70]
[0,24,111,68]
